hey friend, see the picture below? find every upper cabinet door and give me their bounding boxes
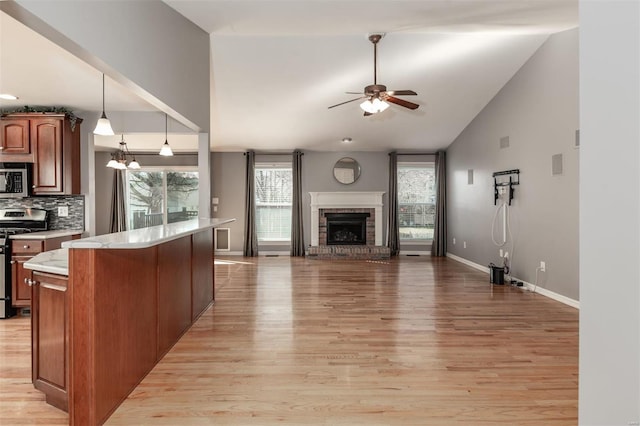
[32,118,63,194]
[0,118,31,155]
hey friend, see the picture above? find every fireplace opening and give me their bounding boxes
[326,213,370,245]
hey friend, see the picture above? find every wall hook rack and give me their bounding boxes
[492,169,520,205]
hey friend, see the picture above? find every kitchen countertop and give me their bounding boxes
[24,248,68,275]
[61,218,235,249]
[10,229,84,240]
[25,218,234,275]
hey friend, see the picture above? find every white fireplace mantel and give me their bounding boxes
[309,191,385,246]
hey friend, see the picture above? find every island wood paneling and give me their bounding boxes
[69,247,158,425]
[157,237,192,357]
[191,229,214,321]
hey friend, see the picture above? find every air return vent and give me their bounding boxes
[214,228,230,251]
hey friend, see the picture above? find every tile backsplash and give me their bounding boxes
[0,195,84,230]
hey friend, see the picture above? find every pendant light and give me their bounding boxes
[159,113,173,156]
[93,74,115,135]
[106,134,141,169]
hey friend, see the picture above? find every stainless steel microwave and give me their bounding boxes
[0,163,31,198]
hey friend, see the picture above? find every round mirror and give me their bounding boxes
[333,157,361,184]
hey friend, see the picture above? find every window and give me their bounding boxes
[255,163,292,242]
[398,162,436,241]
[126,167,199,230]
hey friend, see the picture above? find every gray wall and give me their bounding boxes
[210,151,391,253]
[94,152,198,236]
[4,0,210,131]
[579,1,640,424]
[446,29,579,300]
[302,151,389,250]
[211,152,246,252]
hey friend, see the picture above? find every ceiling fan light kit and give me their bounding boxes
[328,34,419,116]
[360,98,389,114]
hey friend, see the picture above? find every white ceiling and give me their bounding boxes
[0,1,578,153]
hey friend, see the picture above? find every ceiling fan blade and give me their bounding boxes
[386,96,419,110]
[387,90,417,96]
[328,96,366,109]
[345,91,365,95]
[364,111,373,117]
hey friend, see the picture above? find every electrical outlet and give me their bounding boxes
[463,241,467,249]
[540,261,546,272]
[452,237,456,245]
[58,206,69,217]
[499,249,503,257]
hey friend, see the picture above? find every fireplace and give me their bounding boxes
[326,213,369,245]
[308,192,390,259]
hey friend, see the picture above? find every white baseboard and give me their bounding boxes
[446,253,579,309]
[215,251,243,256]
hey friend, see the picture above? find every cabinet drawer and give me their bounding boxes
[12,240,44,255]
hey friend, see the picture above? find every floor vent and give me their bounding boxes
[20,308,31,317]
[406,254,420,257]
[265,254,279,257]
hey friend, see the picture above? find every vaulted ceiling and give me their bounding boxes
[0,1,578,152]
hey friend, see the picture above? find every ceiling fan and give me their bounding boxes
[328,34,419,116]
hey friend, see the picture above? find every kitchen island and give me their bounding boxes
[24,218,234,426]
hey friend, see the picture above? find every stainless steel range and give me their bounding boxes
[0,208,48,319]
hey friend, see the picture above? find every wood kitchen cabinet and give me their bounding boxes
[11,236,76,308]
[0,118,32,159]
[30,271,69,412]
[0,113,82,195]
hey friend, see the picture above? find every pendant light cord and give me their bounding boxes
[165,113,168,141]
[102,74,106,112]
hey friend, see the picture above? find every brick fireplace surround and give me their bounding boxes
[307,192,391,260]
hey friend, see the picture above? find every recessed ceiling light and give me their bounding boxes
[342,137,353,143]
[0,94,18,100]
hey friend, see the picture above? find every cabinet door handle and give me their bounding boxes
[24,277,28,284]
[10,260,15,264]
[23,245,29,249]
[26,279,34,287]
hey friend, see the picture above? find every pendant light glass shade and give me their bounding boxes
[159,141,173,156]
[93,74,115,136]
[159,113,174,156]
[128,158,141,169]
[360,97,389,114]
[106,156,119,168]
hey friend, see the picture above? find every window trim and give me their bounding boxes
[397,161,435,243]
[125,166,199,229]
[255,161,293,243]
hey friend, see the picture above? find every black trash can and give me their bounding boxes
[488,263,505,285]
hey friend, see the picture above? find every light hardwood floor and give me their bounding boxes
[0,256,578,425]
